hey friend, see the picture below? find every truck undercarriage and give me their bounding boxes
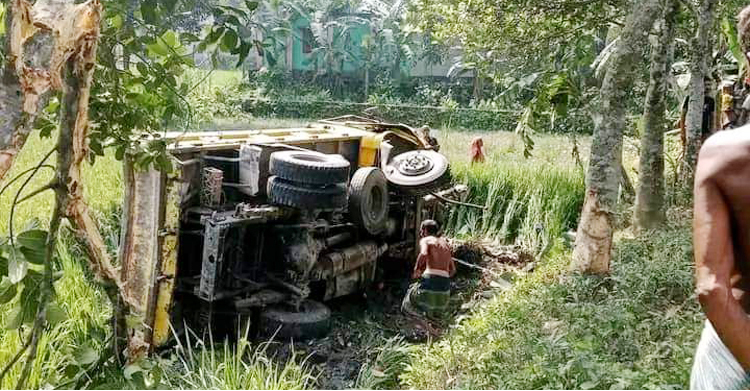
[119,117,466,349]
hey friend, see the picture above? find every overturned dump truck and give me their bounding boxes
[119,116,465,350]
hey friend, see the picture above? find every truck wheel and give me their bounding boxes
[384,150,451,195]
[270,151,350,186]
[268,176,348,210]
[259,300,331,341]
[349,167,389,235]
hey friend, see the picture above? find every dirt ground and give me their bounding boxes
[268,239,536,389]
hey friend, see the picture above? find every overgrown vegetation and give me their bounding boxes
[445,162,584,255]
[356,215,699,389]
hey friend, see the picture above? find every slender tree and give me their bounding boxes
[681,0,718,190]
[634,0,678,230]
[571,0,661,274]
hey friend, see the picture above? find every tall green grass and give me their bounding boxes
[159,332,316,389]
[0,241,112,389]
[445,161,585,254]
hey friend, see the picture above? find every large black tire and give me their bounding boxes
[384,150,452,195]
[349,167,389,235]
[259,300,331,340]
[267,176,348,210]
[270,151,350,186]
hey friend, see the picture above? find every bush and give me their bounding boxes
[241,98,521,131]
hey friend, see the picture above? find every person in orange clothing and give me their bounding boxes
[470,136,485,164]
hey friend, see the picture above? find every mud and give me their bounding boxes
[267,239,535,389]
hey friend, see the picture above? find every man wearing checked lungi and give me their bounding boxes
[401,220,456,320]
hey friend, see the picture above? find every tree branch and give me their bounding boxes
[8,147,56,245]
[16,181,57,205]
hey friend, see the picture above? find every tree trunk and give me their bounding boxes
[0,0,55,181]
[571,0,661,274]
[364,66,369,102]
[635,0,678,231]
[680,0,718,189]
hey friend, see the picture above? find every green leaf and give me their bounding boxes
[161,30,178,48]
[89,139,104,156]
[205,27,225,45]
[45,302,67,326]
[140,1,159,25]
[18,230,48,265]
[245,0,258,12]
[17,229,47,250]
[156,154,173,173]
[722,17,748,78]
[110,14,123,29]
[236,42,252,67]
[147,41,170,57]
[74,344,99,366]
[162,0,178,12]
[0,254,7,276]
[0,4,5,36]
[181,33,200,43]
[115,146,126,161]
[136,62,148,76]
[5,304,23,329]
[0,277,17,304]
[123,363,143,380]
[221,30,238,51]
[8,250,27,283]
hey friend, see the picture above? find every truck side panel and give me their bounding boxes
[120,158,181,350]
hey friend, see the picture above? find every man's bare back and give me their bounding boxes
[694,126,750,371]
[413,236,455,279]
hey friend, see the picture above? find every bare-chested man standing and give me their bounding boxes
[691,7,750,389]
[691,128,750,389]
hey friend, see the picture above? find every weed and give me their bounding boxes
[355,336,412,389]
[157,330,317,390]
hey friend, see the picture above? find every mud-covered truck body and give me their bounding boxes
[118,116,463,350]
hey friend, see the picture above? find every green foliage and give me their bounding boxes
[243,97,520,130]
[355,336,412,389]
[183,69,254,126]
[721,16,748,76]
[444,161,584,255]
[0,225,62,334]
[402,218,700,389]
[157,333,316,389]
[89,0,259,172]
[0,241,110,389]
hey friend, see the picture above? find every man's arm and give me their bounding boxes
[694,146,750,371]
[448,256,456,277]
